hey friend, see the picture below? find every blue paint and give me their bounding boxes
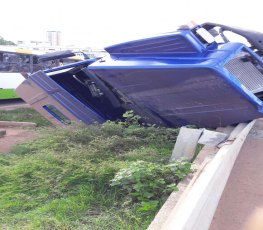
[43,104,71,125]
[88,27,263,127]
[29,71,106,124]
[17,24,263,128]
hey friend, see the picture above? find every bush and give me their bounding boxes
[110,160,192,211]
[0,110,191,229]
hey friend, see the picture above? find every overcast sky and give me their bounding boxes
[0,0,262,49]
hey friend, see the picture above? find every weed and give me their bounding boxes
[110,160,192,211]
[0,108,51,126]
[0,112,191,229]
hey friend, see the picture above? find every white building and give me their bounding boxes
[46,31,62,46]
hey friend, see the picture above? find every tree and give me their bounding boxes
[0,36,16,45]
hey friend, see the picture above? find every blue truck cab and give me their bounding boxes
[16,23,263,127]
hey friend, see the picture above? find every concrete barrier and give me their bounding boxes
[0,121,37,128]
[148,120,256,230]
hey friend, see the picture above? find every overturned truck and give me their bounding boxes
[16,22,263,128]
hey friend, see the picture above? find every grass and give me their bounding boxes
[0,108,51,126]
[0,110,193,229]
[0,89,19,99]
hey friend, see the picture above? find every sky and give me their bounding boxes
[0,0,263,49]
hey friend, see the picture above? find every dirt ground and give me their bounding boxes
[0,127,38,153]
[0,102,38,153]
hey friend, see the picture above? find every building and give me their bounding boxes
[46,31,61,46]
[17,40,51,47]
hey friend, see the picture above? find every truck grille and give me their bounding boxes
[224,53,263,93]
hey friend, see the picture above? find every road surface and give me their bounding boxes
[210,119,263,229]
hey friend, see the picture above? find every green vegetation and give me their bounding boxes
[0,36,16,45]
[0,108,51,127]
[0,89,19,99]
[192,143,204,162]
[111,160,191,212]
[0,111,192,229]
